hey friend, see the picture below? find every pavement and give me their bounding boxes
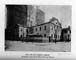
[5,40,71,52]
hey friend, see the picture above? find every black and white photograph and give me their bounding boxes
[5,5,71,52]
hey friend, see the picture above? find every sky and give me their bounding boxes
[39,5,71,28]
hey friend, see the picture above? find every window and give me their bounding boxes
[56,22,57,24]
[44,34,46,37]
[35,28,37,32]
[40,27,41,31]
[44,25,46,30]
[26,29,28,34]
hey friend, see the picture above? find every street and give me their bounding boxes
[5,40,71,52]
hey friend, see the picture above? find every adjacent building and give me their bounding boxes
[27,5,37,27]
[5,5,27,40]
[27,5,45,27]
[61,26,71,41]
[36,8,45,25]
[6,5,27,29]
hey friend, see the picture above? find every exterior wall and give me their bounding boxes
[19,26,24,38]
[56,27,61,40]
[36,9,45,25]
[5,24,19,40]
[63,29,71,41]
[6,5,27,28]
[27,5,37,27]
[49,17,62,41]
[6,5,27,40]
[33,23,50,37]
[23,28,27,37]
[18,24,27,38]
[27,5,45,26]
[61,26,71,41]
[29,20,62,41]
[67,30,71,40]
[50,23,55,40]
[30,6,37,26]
[32,22,57,40]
